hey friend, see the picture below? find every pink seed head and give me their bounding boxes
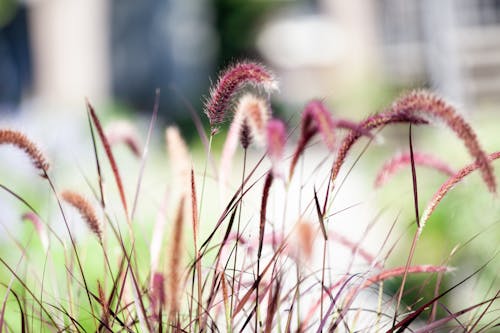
[296,220,316,261]
[235,93,271,148]
[390,90,496,193]
[22,212,49,250]
[105,121,142,158]
[420,151,500,232]
[303,100,336,150]
[219,94,271,192]
[204,61,277,133]
[151,272,166,308]
[289,100,338,179]
[330,89,497,189]
[375,151,455,188]
[22,212,43,236]
[266,119,286,177]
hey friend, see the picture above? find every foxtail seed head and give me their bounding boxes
[61,190,102,241]
[204,61,277,134]
[266,119,286,178]
[0,129,50,177]
[375,151,455,188]
[105,120,142,158]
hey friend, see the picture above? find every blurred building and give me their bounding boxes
[0,3,31,111]
[29,0,110,109]
[258,0,500,110]
[1,0,216,116]
[110,0,216,114]
[379,0,500,106]
[2,0,500,114]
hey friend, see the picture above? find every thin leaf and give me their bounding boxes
[131,89,160,219]
[86,100,129,221]
[313,187,328,240]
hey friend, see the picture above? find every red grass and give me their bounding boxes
[0,129,50,176]
[105,121,142,158]
[266,119,286,177]
[204,61,277,133]
[332,90,496,194]
[290,100,373,179]
[1,63,497,333]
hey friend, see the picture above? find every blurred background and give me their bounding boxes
[2,0,500,119]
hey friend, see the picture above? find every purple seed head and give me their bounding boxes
[331,109,428,184]
[204,61,277,133]
[151,272,166,308]
[331,90,496,192]
[374,151,455,188]
[420,151,500,232]
[391,90,496,193]
[290,100,339,179]
[105,121,142,158]
[240,119,251,149]
[266,119,286,177]
[303,100,336,150]
[236,93,270,148]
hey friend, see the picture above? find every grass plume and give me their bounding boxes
[87,100,130,220]
[420,151,500,232]
[0,62,497,333]
[219,93,270,191]
[204,61,277,134]
[0,129,50,176]
[61,190,102,241]
[375,151,455,188]
[290,100,372,180]
[105,120,142,158]
[167,197,186,320]
[332,90,496,194]
[266,119,286,178]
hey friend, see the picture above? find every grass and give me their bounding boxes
[0,60,498,332]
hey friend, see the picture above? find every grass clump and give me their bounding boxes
[0,61,498,332]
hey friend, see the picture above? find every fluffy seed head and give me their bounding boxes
[87,100,129,218]
[0,129,50,177]
[240,119,251,149]
[219,94,270,192]
[266,119,286,177]
[296,220,316,261]
[289,100,336,179]
[389,90,496,192]
[343,265,450,310]
[97,281,110,327]
[165,126,191,191]
[290,100,374,180]
[331,109,428,184]
[304,100,336,150]
[151,272,166,309]
[237,94,271,146]
[61,190,102,241]
[167,197,185,317]
[22,212,49,251]
[332,90,496,194]
[105,121,142,158]
[420,151,500,232]
[375,151,455,188]
[204,61,277,133]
